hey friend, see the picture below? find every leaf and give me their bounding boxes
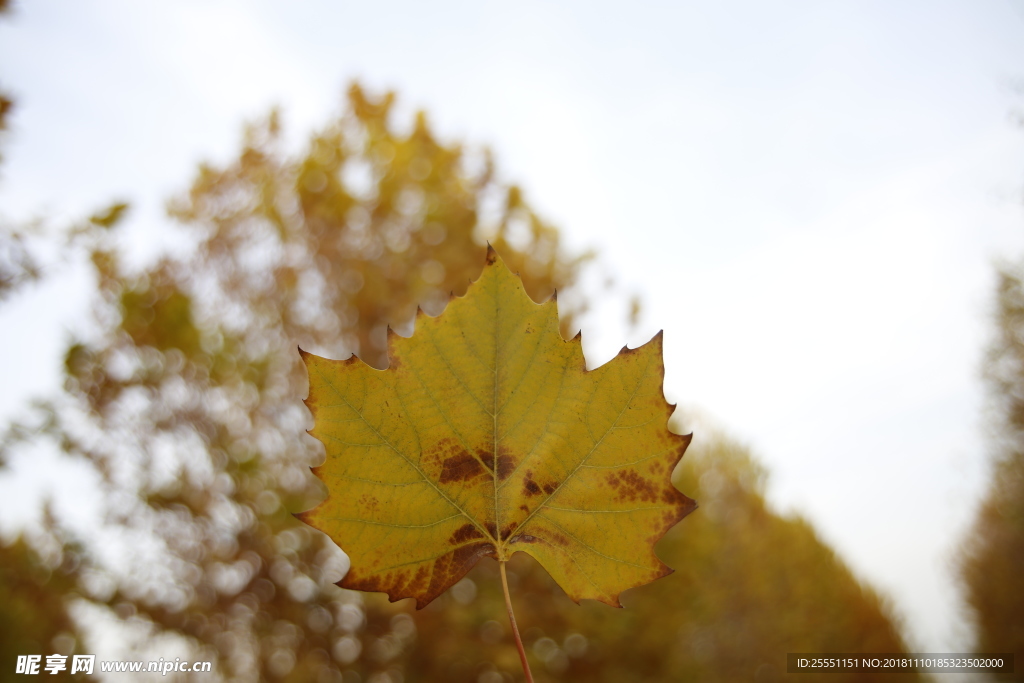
[298,247,696,608]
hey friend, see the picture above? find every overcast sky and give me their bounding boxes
[3,0,1024,653]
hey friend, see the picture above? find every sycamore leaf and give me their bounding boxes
[297,248,696,608]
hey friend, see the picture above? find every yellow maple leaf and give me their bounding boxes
[298,248,695,609]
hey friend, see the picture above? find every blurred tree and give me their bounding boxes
[1,80,917,682]
[958,260,1024,675]
[0,528,83,676]
[0,0,40,303]
[37,83,591,682]
[0,3,89,675]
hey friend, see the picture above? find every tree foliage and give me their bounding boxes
[0,82,917,681]
[0,4,89,669]
[958,262,1024,672]
[0,531,83,676]
[0,0,40,303]
[24,84,592,681]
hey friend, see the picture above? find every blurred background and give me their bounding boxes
[1,0,1023,681]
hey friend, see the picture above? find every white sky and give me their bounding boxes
[3,0,1024,654]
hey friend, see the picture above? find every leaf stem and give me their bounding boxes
[500,561,535,683]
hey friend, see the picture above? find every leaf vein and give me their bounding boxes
[539,514,650,570]
[309,363,491,542]
[513,350,653,535]
[543,504,676,514]
[321,513,462,529]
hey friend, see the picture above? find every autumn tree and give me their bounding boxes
[0,3,99,672]
[1,80,917,682]
[958,257,1024,674]
[0,528,85,674]
[11,83,592,682]
[0,0,39,302]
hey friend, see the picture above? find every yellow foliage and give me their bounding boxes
[959,266,1024,669]
[299,248,695,608]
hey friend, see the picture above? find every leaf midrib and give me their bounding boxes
[492,281,501,554]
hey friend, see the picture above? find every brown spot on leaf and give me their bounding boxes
[496,446,515,480]
[421,437,458,472]
[421,450,441,470]
[484,522,497,538]
[439,450,486,484]
[449,523,483,545]
[519,504,530,513]
[542,482,558,495]
[500,521,518,540]
[523,478,542,496]
[606,469,658,502]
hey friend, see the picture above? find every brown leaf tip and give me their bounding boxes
[292,509,316,527]
[341,541,496,610]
